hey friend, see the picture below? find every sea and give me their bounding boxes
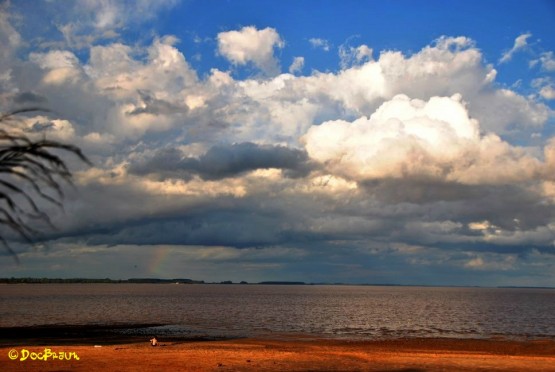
[1,284,554,341]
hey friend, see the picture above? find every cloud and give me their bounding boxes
[217,26,284,76]
[12,91,47,105]
[0,5,23,96]
[499,32,532,63]
[289,56,304,74]
[55,0,178,48]
[463,254,516,271]
[23,115,76,141]
[128,142,313,180]
[309,38,331,51]
[12,33,548,152]
[530,51,555,72]
[32,47,89,72]
[540,85,555,100]
[87,36,198,94]
[533,78,555,100]
[231,36,549,137]
[303,94,540,185]
[0,4,21,64]
[126,90,189,116]
[339,42,373,69]
[85,36,197,139]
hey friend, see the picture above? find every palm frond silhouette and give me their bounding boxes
[0,108,90,263]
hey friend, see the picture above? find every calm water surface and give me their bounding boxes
[1,284,554,340]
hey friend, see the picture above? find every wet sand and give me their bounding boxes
[2,337,555,371]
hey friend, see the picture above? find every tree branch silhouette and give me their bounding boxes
[0,109,90,263]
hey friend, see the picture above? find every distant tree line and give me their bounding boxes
[0,278,312,285]
[0,277,205,284]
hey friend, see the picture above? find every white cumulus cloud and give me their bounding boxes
[303,94,540,185]
[217,26,284,76]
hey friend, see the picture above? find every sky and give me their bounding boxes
[1,0,555,286]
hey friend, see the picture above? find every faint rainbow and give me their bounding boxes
[149,246,173,277]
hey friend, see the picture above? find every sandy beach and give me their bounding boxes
[2,337,555,371]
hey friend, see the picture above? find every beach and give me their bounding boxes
[2,337,555,371]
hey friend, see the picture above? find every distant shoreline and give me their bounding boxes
[0,278,205,284]
[1,278,554,289]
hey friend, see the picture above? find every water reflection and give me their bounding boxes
[1,284,554,340]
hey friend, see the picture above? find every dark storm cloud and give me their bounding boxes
[360,179,484,204]
[21,168,555,287]
[80,212,284,247]
[12,91,47,105]
[43,192,301,249]
[361,178,555,229]
[129,142,314,180]
[36,183,332,250]
[30,165,555,262]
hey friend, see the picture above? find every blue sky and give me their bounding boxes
[1,0,555,286]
